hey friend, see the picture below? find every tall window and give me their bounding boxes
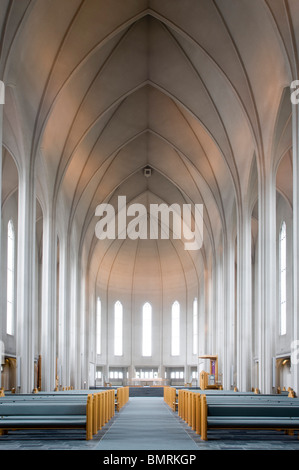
[193,298,198,355]
[279,221,287,335]
[6,220,15,335]
[171,301,180,356]
[96,297,101,355]
[142,302,152,356]
[114,301,123,356]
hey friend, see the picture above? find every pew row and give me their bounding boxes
[200,394,299,440]
[0,389,117,440]
[176,389,299,441]
[0,394,94,440]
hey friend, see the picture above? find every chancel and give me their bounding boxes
[1,0,299,452]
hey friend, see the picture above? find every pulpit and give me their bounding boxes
[198,355,222,390]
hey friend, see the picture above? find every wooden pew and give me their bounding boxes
[177,389,299,440]
[116,386,129,412]
[200,393,299,440]
[0,388,118,440]
[163,386,177,411]
[0,394,94,440]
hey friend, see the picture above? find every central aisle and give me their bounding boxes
[95,397,199,450]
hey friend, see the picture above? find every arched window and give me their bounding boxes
[171,301,180,356]
[142,302,152,357]
[114,301,123,356]
[193,298,198,355]
[279,221,287,335]
[96,297,101,355]
[6,220,15,335]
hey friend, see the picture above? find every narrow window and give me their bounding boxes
[171,301,180,356]
[96,297,101,355]
[114,301,123,356]
[6,220,15,335]
[279,221,286,335]
[193,298,198,355]
[142,302,152,356]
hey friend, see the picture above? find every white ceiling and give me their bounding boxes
[0,0,296,294]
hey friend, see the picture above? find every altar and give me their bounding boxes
[129,377,167,387]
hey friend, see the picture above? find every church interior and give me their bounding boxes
[1,0,299,453]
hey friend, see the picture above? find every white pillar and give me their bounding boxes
[58,236,67,388]
[16,166,36,393]
[81,269,88,389]
[258,171,276,394]
[198,274,205,358]
[0,82,3,388]
[69,246,80,388]
[223,235,235,390]
[292,101,299,393]
[0,82,3,314]
[41,211,57,391]
[216,248,224,382]
[236,206,252,391]
[205,261,213,354]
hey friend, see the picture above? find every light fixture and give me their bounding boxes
[143,166,152,178]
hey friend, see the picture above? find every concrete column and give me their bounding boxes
[0,82,3,388]
[104,364,110,385]
[223,235,235,390]
[159,364,165,381]
[216,248,224,386]
[198,276,205,357]
[58,237,67,388]
[0,82,3,251]
[204,262,213,354]
[292,101,299,393]
[211,258,217,355]
[236,206,252,391]
[41,211,57,391]
[69,248,80,388]
[63,240,72,387]
[16,166,36,393]
[128,364,135,384]
[80,271,88,389]
[258,171,276,394]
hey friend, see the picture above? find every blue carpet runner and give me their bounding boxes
[95,397,199,450]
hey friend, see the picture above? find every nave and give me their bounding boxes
[1,389,299,452]
[2,3,299,458]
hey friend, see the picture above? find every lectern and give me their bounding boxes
[198,355,222,390]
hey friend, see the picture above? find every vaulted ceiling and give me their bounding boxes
[0,0,296,295]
